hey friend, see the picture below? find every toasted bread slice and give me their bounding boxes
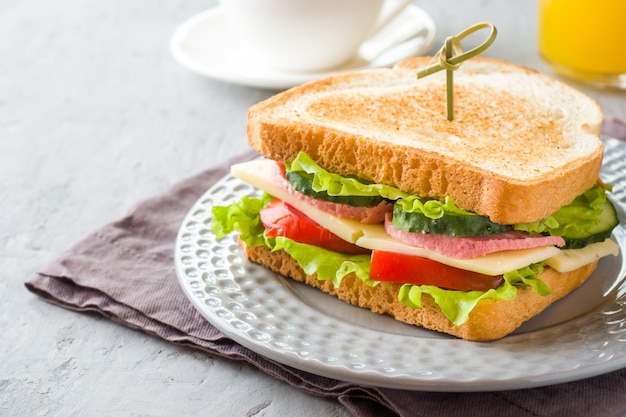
[244,244,598,341]
[247,57,604,224]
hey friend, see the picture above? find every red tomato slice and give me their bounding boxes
[370,250,504,291]
[260,199,370,255]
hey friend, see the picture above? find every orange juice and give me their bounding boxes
[538,0,626,86]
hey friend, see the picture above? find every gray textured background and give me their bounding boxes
[2,0,625,415]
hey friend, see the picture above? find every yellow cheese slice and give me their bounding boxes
[231,160,618,276]
[545,239,619,272]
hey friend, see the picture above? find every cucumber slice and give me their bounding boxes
[391,205,511,236]
[285,171,386,207]
[561,199,619,249]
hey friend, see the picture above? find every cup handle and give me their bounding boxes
[369,0,414,38]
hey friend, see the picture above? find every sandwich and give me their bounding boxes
[211,57,620,341]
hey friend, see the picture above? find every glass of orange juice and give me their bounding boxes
[538,0,626,89]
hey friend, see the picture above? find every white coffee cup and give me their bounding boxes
[219,0,414,72]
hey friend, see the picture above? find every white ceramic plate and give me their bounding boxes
[175,137,626,391]
[169,1,436,90]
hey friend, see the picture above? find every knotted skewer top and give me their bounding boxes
[417,22,498,121]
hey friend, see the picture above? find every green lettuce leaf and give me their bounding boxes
[394,195,476,219]
[211,193,271,247]
[514,184,608,238]
[503,263,551,296]
[286,152,408,200]
[272,237,374,288]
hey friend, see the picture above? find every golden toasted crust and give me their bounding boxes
[247,57,604,224]
[243,244,598,341]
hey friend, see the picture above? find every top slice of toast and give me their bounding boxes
[247,57,604,224]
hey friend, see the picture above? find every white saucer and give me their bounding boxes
[170,2,436,90]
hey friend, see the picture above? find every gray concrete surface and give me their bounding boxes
[2,0,625,416]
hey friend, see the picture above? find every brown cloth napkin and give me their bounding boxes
[26,119,626,417]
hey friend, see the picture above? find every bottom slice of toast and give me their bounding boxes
[243,244,598,341]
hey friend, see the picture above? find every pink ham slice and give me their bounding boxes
[271,161,392,224]
[385,215,566,259]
